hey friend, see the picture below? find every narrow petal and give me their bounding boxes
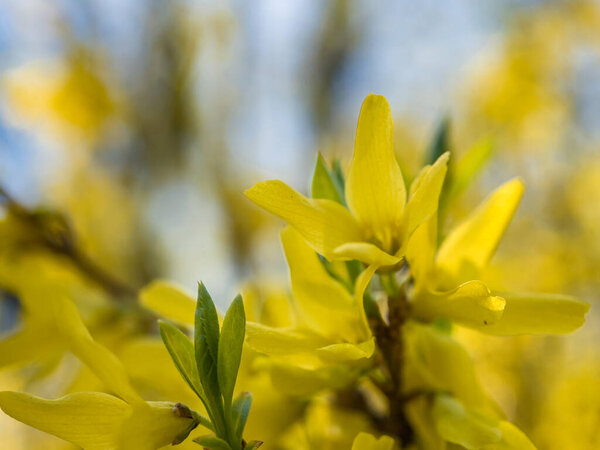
[245,323,330,356]
[334,242,401,267]
[432,394,502,449]
[346,94,406,250]
[412,281,506,329]
[52,295,142,403]
[282,227,368,342]
[316,338,376,363]
[470,292,589,335]
[401,152,449,241]
[404,322,490,410]
[139,280,196,326]
[245,180,362,259]
[482,421,536,450]
[351,432,395,450]
[0,325,61,368]
[354,264,378,332]
[0,391,129,450]
[406,215,437,289]
[436,178,525,287]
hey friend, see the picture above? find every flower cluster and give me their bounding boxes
[0,94,589,449]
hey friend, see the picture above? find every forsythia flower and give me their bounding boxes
[244,227,375,393]
[0,294,196,449]
[245,94,449,269]
[406,179,589,333]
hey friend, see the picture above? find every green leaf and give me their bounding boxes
[231,392,253,443]
[217,295,246,410]
[159,321,206,401]
[245,440,263,450]
[195,283,225,433]
[427,116,451,165]
[311,153,344,204]
[193,434,232,450]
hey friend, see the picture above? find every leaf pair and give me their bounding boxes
[160,283,259,449]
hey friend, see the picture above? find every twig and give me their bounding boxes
[0,185,138,300]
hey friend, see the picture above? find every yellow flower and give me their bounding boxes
[244,228,374,366]
[403,321,536,450]
[140,228,376,386]
[406,179,589,334]
[0,294,196,449]
[245,94,449,268]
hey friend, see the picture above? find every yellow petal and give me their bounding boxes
[139,280,196,326]
[245,180,363,259]
[406,215,437,289]
[267,360,357,395]
[346,94,406,250]
[355,264,378,332]
[412,281,506,329]
[316,338,376,363]
[401,152,449,240]
[432,394,502,449]
[52,295,142,403]
[470,292,589,335]
[404,322,490,410]
[482,421,537,450]
[333,242,401,267]
[351,432,395,450]
[0,391,129,450]
[282,227,369,342]
[118,402,194,450]
[245,323,330,356]
[435,178,525,287]
[0,325,61,368]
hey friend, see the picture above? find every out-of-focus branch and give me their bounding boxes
[0,186,138,301]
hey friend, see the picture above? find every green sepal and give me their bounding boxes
[232,392,253,443]
[159,321,206,401]
[193,434,232,450]
[311,153,345,204]
[244,440,263,450]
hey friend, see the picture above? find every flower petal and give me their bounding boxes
[282,227,369,342]
[470,292,589,335]
[435,178,525,287]
[316,338,376,363]
[334,242,401,267]
[412,281,506,329]
[0,325,61,368]
[482,421,536,450]
[245,180,362,259]
[346,94,406,250]
[52,295,142,403]
[432,394,502,449]
[401,152,449,240]
[0,391,129,450]
[406,215,437,289]
[139,280,196,327]
[245,323,330,356]
[351,432,395,450]
[404,322,490,410]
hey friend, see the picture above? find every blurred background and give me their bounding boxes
[0,0,599,448]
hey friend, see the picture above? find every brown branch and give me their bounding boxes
[370,282,413,444]
[0,186,138,300]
